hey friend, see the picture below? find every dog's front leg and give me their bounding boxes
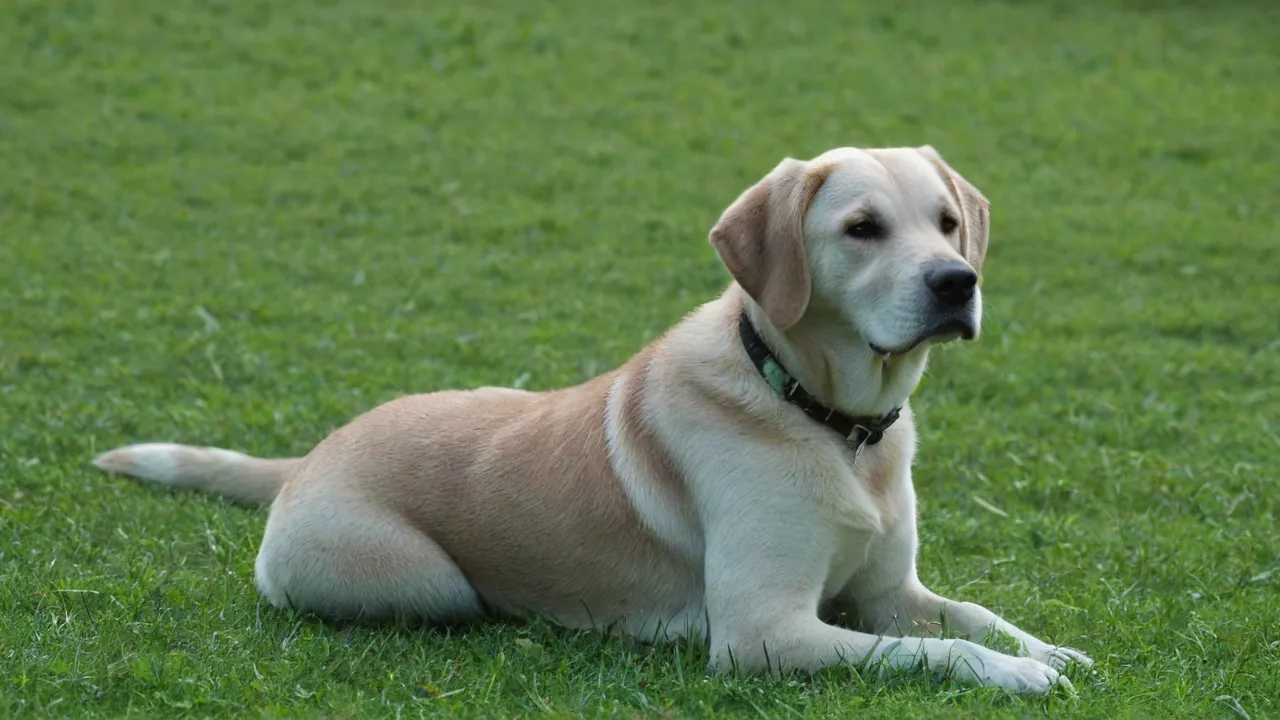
[863,578,1093,672]
[701,514,1072,694]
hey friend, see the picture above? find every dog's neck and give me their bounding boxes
[744,300,928,419]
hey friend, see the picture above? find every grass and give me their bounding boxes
[2,0,1278,716]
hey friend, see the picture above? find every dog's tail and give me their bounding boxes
[92,443,301,504]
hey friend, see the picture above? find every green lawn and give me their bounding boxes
[3,0,1278,717]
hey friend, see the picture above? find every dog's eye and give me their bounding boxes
[939,213,959,235]
[845,220,884,240]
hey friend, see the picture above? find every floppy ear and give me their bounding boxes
[708,158,826,329]
[917,145,991,275]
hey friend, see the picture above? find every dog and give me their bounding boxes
[93,145,1092,694]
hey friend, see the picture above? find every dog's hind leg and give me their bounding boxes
[254,500,484,626]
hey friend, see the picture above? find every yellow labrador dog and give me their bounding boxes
[94,146,1091,694]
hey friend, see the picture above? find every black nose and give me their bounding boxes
[923,260,978,307]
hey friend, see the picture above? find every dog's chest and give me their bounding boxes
[818,450,912,598]
[820,507,907,600]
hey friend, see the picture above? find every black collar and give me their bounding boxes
[738,312,901,455]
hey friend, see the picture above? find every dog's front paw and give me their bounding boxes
[1025,642,1093,671]
[998,655,1073,695]
[947,641,1073,695]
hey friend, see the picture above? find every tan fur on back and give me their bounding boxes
[282,371,694,630]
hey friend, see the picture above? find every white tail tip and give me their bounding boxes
[92,443,248,485]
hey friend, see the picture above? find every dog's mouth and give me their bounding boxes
[869,318,976,358]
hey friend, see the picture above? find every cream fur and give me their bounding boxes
[93,146,1091,694]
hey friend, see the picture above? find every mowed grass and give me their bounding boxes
[2,0,1278,716]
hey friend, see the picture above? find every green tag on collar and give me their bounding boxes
[762,358,789,395]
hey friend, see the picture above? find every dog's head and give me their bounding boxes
[710,146,990,358]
